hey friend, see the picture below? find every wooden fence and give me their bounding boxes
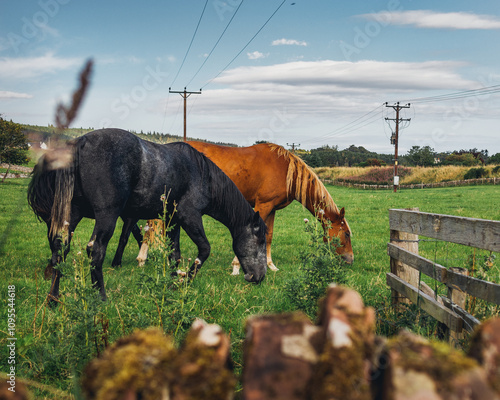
[325,177,500,189]
[387,208,500,342]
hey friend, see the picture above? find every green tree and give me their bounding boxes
[406,145,435,166]
[0,117,29,167]
[487,152,500,165]
[444,153,480,166]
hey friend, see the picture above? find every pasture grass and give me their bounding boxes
[1,178,499,398]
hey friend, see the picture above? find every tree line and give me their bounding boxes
[299,144,500,168]
[1,117,499,168]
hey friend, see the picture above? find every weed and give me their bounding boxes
[136,190,197,341]
[284,217,348,319]
[466,251,499,320]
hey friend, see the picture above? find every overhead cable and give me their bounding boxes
[400,84,500,104]
[201,0,287,89]
[170,0,209,88]
[185,0,246,88]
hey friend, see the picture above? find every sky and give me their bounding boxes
[1,0,500,155]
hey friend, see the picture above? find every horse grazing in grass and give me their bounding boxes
[188,142,353,272]
[28,129,267,301]
[142,141,353,273]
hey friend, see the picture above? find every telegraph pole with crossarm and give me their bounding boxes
[385,102,411,192]
[169,87,202,141]
[287,143,300,153]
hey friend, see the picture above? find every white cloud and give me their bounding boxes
[272,38,308,46]
[360,10,500,30]
[0,91,33,99]
[0,53,82,79]
[215,60,475,92]
[247,51,267,60]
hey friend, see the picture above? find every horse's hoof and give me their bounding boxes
[231,266,240,275]
[268,263,279,271]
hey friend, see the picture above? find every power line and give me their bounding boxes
[170,0,209,88]
[164,1,286,135]
[399,84,500,104]
[201,0,287,89]
[301,104,384,145]
[327,104,385,137]
[162,1,208,134]
[185,0,246,88]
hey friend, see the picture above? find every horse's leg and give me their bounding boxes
[137,219,172,267]
[131,223,143,248]
[168,224,181,266]
[178,212,210,279]
[112,217,139,268]
[89,215,119,301]
[47,211,82,303]
[263,210,278,271]
[46,225,62,301]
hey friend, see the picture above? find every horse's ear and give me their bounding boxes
[339,207,345,219]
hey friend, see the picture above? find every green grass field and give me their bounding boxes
[1,178,499,398]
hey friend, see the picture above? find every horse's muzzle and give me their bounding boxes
[342,253,354,265]
[244,272,265,284]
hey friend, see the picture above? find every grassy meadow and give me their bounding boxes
[1,177,499,398]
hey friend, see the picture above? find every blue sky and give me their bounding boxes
[1,0,500,154]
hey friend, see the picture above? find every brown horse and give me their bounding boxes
[184,142,353,273]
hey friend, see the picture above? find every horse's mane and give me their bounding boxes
[267,143,341,216]
[174,143,266,234]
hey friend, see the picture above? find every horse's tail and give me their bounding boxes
[28,143,77,237]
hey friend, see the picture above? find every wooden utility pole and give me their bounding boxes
[287,143,300,153]
[169,87,202,141]
[385,102,410,192]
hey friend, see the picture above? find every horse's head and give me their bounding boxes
[324,207,354,264]
[233,211,267,283]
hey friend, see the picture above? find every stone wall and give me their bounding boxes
[77,284,500,400]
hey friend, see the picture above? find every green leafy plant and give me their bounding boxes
[466,252,499,320]
[464,167,488,180]
[285,217,348,319]
[136,191,197,341]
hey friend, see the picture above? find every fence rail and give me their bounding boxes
[387,208,500,340]
[324,177,500,189]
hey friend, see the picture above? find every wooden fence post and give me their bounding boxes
[448,267,468,345]
[390,208,419,306]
